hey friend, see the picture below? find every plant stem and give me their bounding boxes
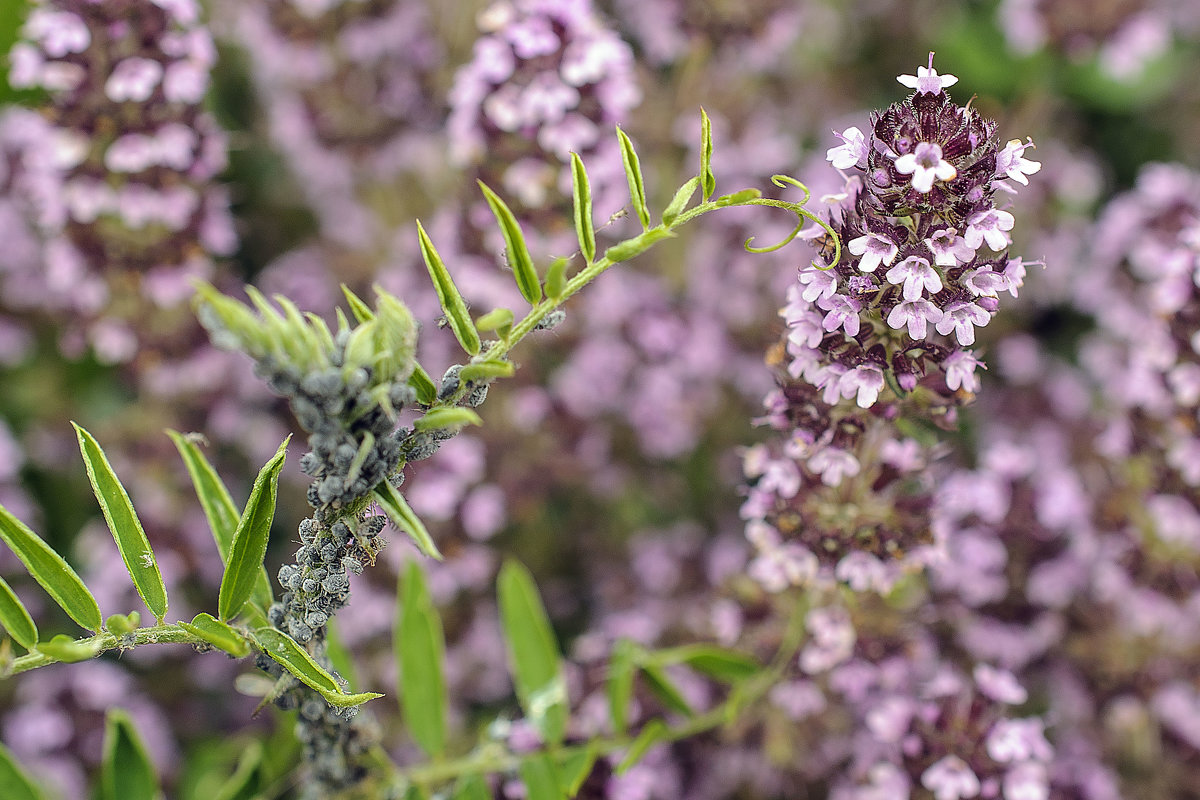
[4,624,203,676]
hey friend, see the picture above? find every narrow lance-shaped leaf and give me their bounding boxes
[570,152,595,262]
[662,176,700,227]
[639,662,693,716]
[545,257,568,300]
[0,504,102,633]
[498,560,568,744]
[519,754,565,800]
[396,560,447,757]
[341,284,375,324]
[372,480,443,560]
[606,638,637,735]
[253,628,383,707]
[655,644,760,682]
[167,431,273,617]
[35,634,101,663]
[699,108,716,201]
[0,575,37,650]
[616,125,650,230]
[0,742,44,800]
[603,227,675,263]
[178,612,251,658]
[101,710,161,800]
[218,437,290,622]
[478,181,542,305]
[416,220,481,355]
[409,361,438,406]
[213,741,265,800]
[556,746,597,796]
[476,307,514,339]
[615,719,668,776]
[413,407,483,432]
[458,359,515,384]
[74,423,168,623]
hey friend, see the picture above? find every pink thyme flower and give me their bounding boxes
[895,141,957,193]
[848,231,900,273]
[798,264,838,302]
[837,363,885,408]
[808,447,861,487]
[974,664,1028,704]
[818,294,863,337]
[937,301,991,346]
[986,718,1053,763]
[921,755,981,800]
[945,350,985,392]
[886,255,943,300]
[1002,761,1049,800]
[995,137,1042,187]
[926,227,976,266]
[887,298,943,340]
[105,57,164,103]
[826,126,869,170]
[965,208,1016,251]
[897,51,959,95]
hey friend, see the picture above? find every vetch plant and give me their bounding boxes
[0,116,843,798]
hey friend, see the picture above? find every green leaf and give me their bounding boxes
[0,742,44,800]
[341,284,375,324]
[615,720,668,776]
[0,575,37,651]
[409,361,438,406]
[476,307,514,339]
[616,126,650,230]
[102,710,161,800]
[413,407,483,432]
[519,754,564,800]
[74,423,169,624]
[654,644,760,682]
[556,745,597,796]
[662,177,699,226]
[372,480,443,560]
[403,786,430,800]
[104,612,140,636]
[459,360,515,384]
[570,152,596,263]
[451,775,491,800]
[218,437,290,622]
[714,188,762,207]
[699,108,716,201]
[34,633,101,663]
[417,220,481,355]
[396,560,447,757]
[497,560,567,744]
[0,503,102,633]
[606,638,637,735]
[478,181,541,306]
[545,257,569,300]
[640,663,694,716]
[253,628,383,707]
[167,431,273,619]
[603,227,676,263]
[213,741,264,800]
[179,613,251,658]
